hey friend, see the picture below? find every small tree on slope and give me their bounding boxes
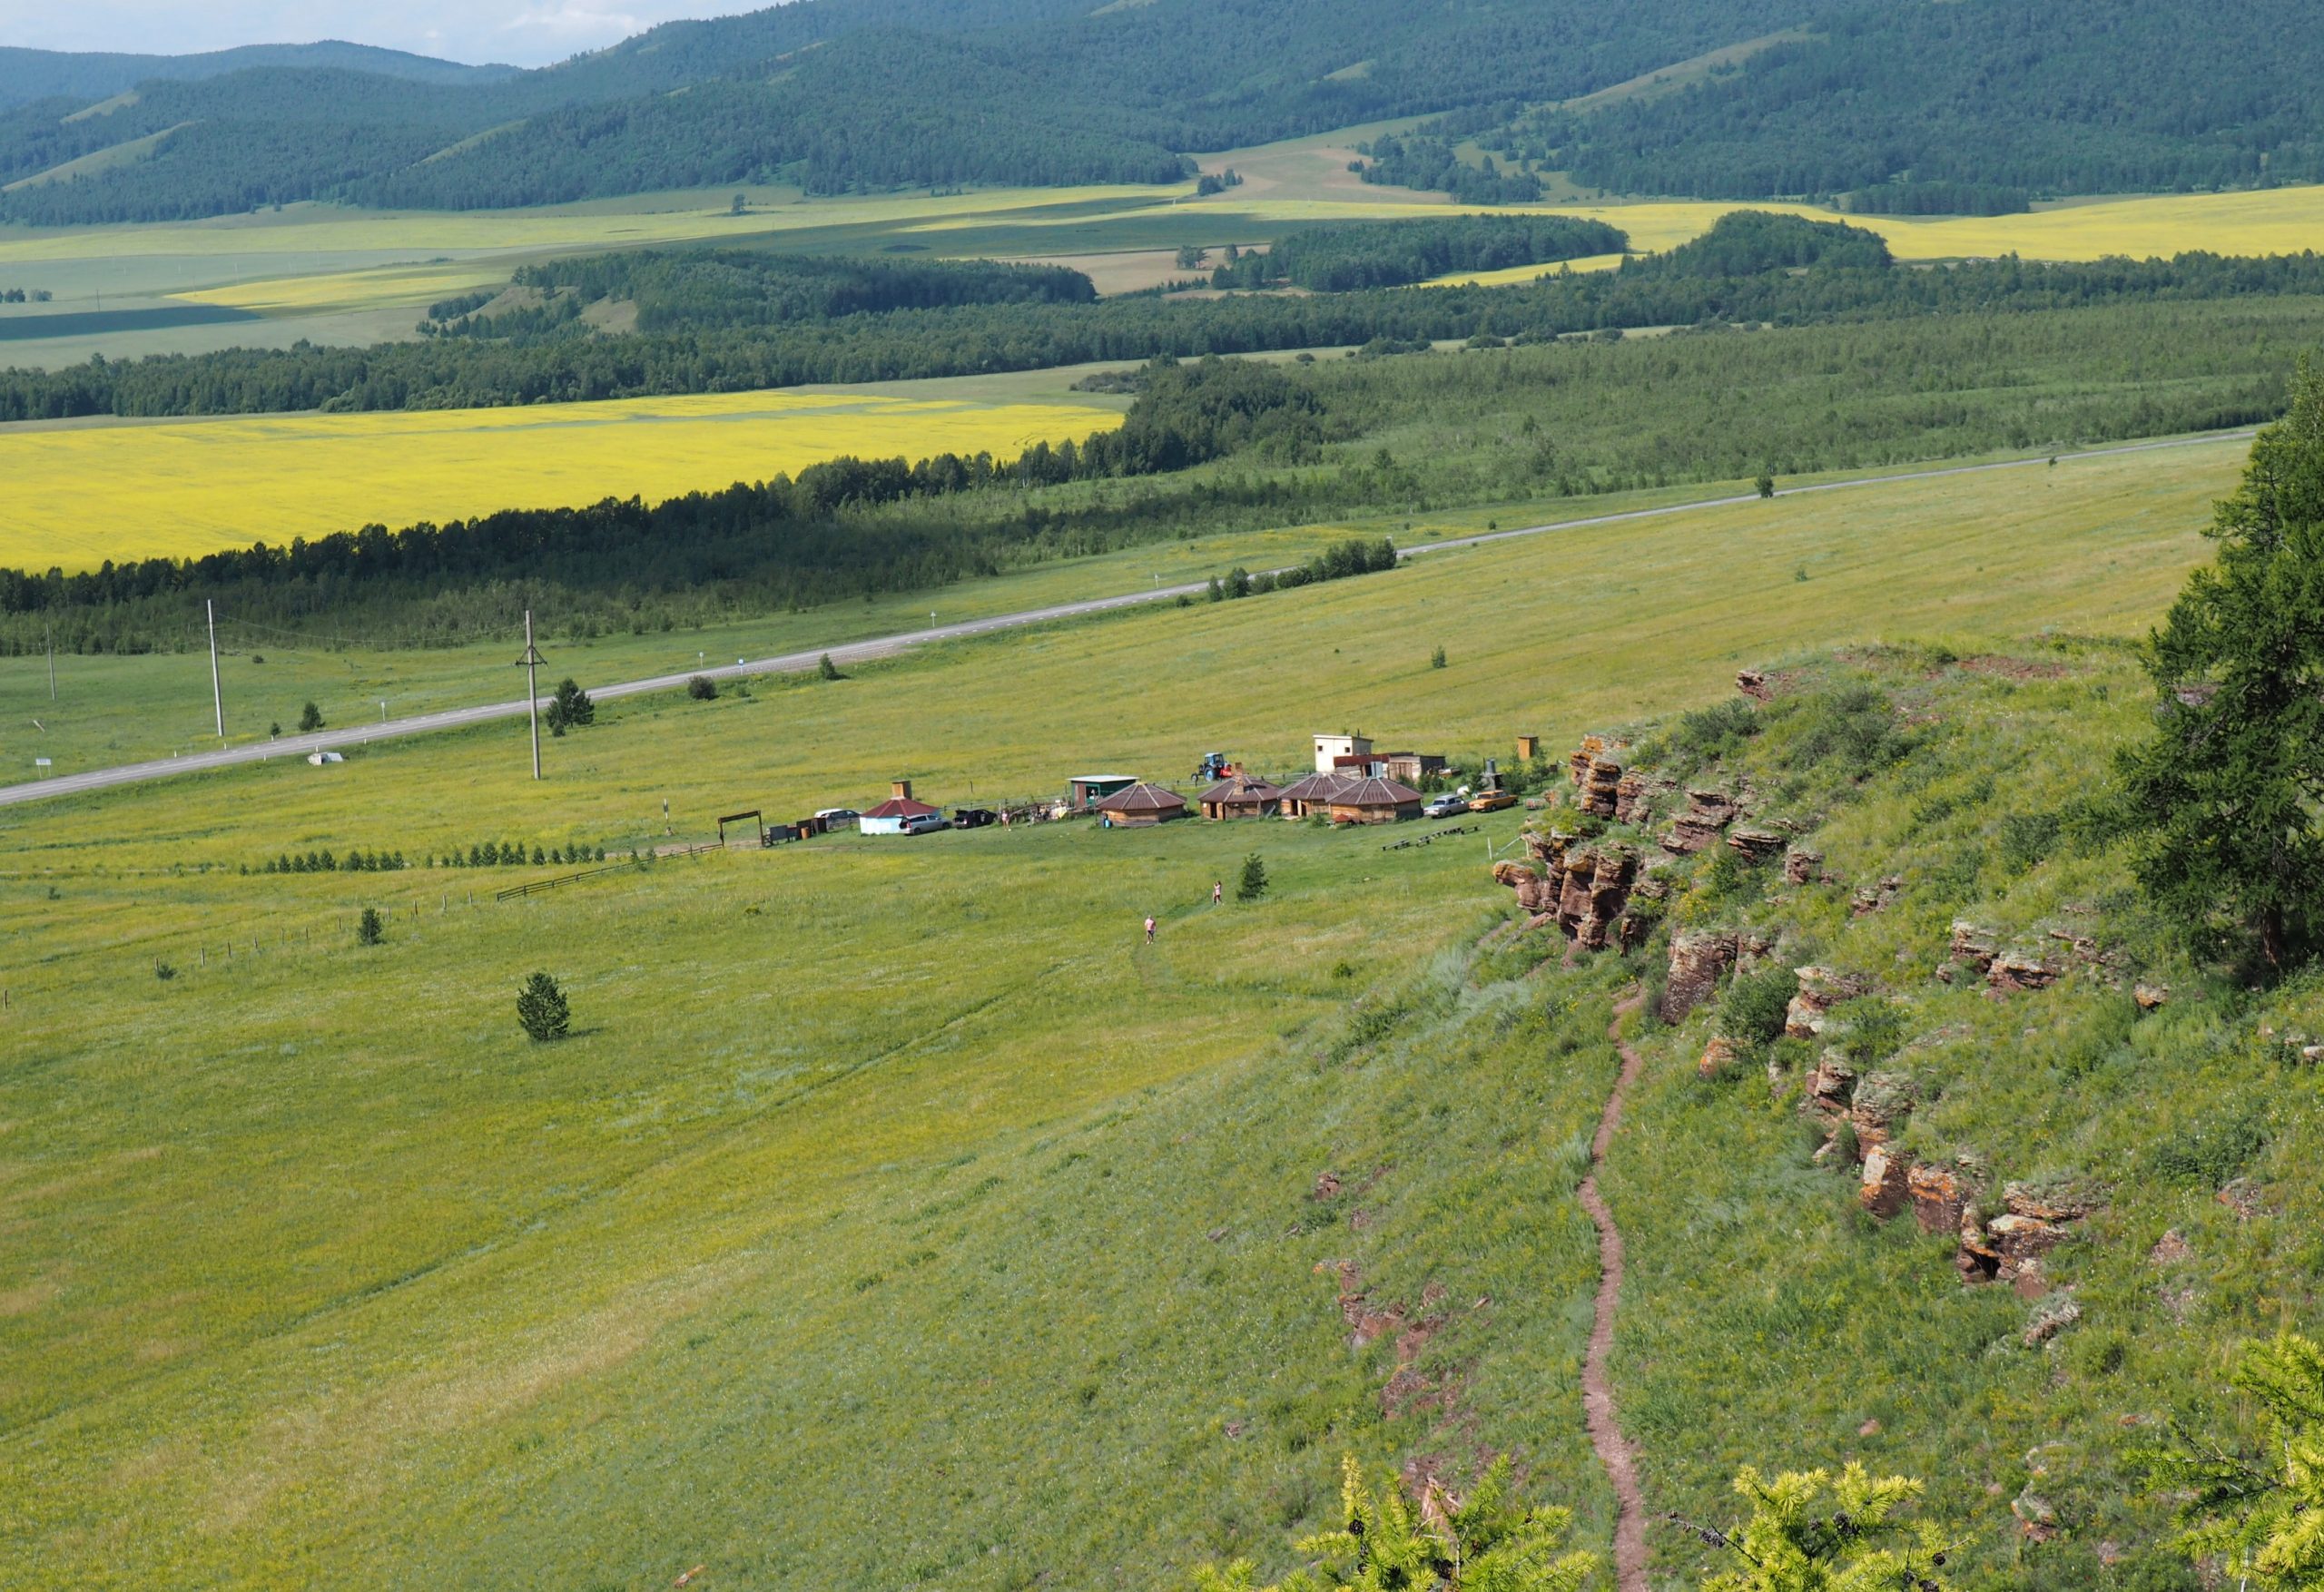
[1237,852,1269,903]
[2120,358,2324,970]
[516,971,569,1042]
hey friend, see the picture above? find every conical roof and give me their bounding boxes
[1093,781,1187,813]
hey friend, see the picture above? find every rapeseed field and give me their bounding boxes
[0,392,1128,570]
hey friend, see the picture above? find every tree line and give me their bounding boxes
[9,293,2319,655]
[1206,214,1625,293]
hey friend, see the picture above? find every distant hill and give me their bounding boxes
[5,0,2322,224]
[0,42,517,112]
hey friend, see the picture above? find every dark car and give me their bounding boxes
[952,807,998,829]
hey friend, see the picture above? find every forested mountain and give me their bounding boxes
[5,0,2324,224]
[0,0,1795,221]
[0,43,514,112]
[1487,0,2324,201]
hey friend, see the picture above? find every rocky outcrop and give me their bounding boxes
[1848,1070,1916,1149]
[1728,827,1788,865]
[1785,966,1868,1039]
[1614,771,1673,826]
[1782,848,1823,885]
[1955,1178,2101,1290]
[1698,1036,1740,1079]
[1851,876,1903,916]
[1497,835,1638,952]
[1859,1145,1913,1218]
[1568,736,1607,787]
[1662,790,1739,856]
[1908,1165,1967,1233]
[1663,929,1740,1020]
[1989,951,2062,992]
[1578,756,1624,819]
[1737,668,1774,702]
[1807,1049,1856,1117]
[1945,920,1999,978]
[2133,982,2170,1012]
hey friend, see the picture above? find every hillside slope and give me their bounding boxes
[0,42,515,112]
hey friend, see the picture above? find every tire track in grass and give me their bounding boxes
[1579,989,1649,1592]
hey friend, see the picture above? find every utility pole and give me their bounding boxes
[45,622,55,701]
[206,599,224,740]
[515,610,546,781]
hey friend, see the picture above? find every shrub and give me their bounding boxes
[356,907,383,946]
[817,654,842,680]
[297,701,323,732]
[1999,810,2063,872]
[1718,963,1797,1045]
[1659,696,1761,771]
[1431,644,1448,669]
[516,972,570,1042]
[686,674,717,701]
[2149,1105,2268,1185]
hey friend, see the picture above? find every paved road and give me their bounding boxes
[0,428,2250,811]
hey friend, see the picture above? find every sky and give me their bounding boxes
[0,1,772,68]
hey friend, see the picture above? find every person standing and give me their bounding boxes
[1212,880,1223,906]
[1144,914,1157,943]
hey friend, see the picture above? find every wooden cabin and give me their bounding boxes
[1198,775,1285,820]
[1092,781,1188,827]
[1326,775,1423,825]
[1275,771,1355,818]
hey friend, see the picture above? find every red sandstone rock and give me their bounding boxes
[1860,1145,1913,1218]
[1698,1036,1740,1079]
[1908,1165,1966,1233]
[1662,929,1738,1020]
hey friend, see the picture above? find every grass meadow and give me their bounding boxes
[0,436,2248,1585]
[0,390,1130,572]
[0,434,2240,789]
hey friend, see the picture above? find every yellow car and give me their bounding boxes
[1468,791,1519,813]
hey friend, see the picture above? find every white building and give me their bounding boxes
[1312,733,1374,774]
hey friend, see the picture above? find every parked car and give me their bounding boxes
[901,811,950,835]
[1421,794,1466,820]
[812,808,860,831]
[951,807,998,829]
[1468,791,1519,813]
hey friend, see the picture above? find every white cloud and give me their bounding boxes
[498,3,644,43]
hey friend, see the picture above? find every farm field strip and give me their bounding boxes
[0,390,1128,570]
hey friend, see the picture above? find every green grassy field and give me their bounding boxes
[0,435,2240,1587]
[1,435,2236,791]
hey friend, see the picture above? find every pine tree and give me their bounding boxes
[2141,1332,2324,1589]
[298,701,323,732]
[356,907,384,946]
[516,972,570,1042]
[2119,359,2324,969]
[547,677,595,731]
[1236,852,1268,902]
[818,653,843,680]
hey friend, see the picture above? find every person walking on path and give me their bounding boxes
[1144,914,1157,943]
[1212,880,1223,906]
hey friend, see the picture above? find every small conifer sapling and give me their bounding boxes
[517,972,570,1042]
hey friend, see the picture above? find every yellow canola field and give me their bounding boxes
[1418,252,1629,288]
[0,391,1127,572]
[1159,184,2324,263]
[180,262,516,314]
